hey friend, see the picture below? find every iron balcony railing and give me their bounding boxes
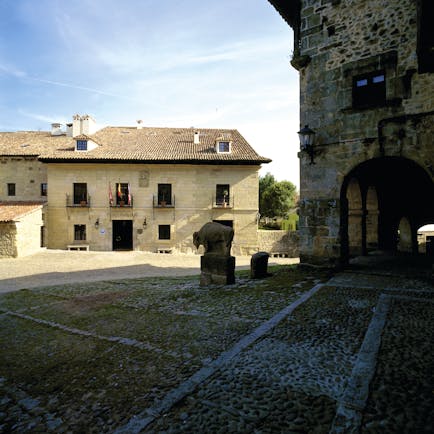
[153,195,175,208]
[66,194,91,207]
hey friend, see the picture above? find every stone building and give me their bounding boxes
[269,0,434,266]
[0,115,270,256]
[0,202,44,258]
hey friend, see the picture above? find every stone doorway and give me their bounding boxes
[112,220,133,251]
[340,157,434,264]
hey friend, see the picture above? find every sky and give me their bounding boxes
[0,0,300,188]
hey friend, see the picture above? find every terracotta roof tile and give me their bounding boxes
[0,126,270,164]
[0,202,44,222]
[0,131,74,156]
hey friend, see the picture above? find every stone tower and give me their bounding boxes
[269,0,434,266]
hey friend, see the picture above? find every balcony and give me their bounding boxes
[110,195,134,208]
[66,194,91,208]
[153,195,175,208]
[212,196,232,209]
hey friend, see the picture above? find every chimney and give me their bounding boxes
[194,130,200,144]
[80,114,97,135]
[137,120,143,130]
[51,123,63,136]
[72,114,82,137]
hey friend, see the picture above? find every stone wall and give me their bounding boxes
[0,208,43,258]
[258,230,299,257]
[0,157,47,201]
[15,208,44,257]
[290,0,434,266]
[0,223,17,257]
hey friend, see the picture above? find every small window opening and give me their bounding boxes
[158,184,172,205]
[216,184,230,206]
[76,140,88,151]
[116,183,130,205]
[158,225,171,240]
[41,183,47,197]
[73,183,87,204]
[7,183,16,196]
[74,224,86,241]
[353,70,386,108]
[217,141,231,153]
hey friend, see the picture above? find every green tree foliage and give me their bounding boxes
[259,173,297,219]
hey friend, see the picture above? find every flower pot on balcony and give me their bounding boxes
[80,200,87,207]
[160,200,166,207]
[119,200,125,207]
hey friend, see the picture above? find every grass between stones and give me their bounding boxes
[0,265,332,433]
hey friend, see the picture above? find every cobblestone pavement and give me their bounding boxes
[0,254,433,433]
[133,262,433,434]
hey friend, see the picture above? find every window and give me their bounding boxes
[73,183,87,204]
[116,183,130,205]
[41,183,47,197]
[158,184,172,205]
[353,70,386,108]
[74,224,86,241]
[7,183,15,196]
[76,140,88,151]
[216,184,230,206]
[158,225,171,240]
[217,141,230,153]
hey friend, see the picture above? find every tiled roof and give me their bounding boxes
[38,127,271,164]
[0,202,44,222]
[0,131,75,156]
[0,127,271,164]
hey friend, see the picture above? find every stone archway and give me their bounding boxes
[340,157,434,263]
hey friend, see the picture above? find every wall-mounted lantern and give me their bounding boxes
[94,218,100,229]
[297,124,316,164]
[143,218,147,228]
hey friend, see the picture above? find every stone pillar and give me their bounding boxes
[200,254,235,286]
[348,208,363,256]
[250,251,270,279]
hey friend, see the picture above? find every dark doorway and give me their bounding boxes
[113,220,133,250]
[40,226,46,247]
[213,220,233,228]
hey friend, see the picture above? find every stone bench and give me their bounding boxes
[67,244,89,251]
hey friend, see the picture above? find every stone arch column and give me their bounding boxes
[347,178,363,256]
[366,186,379,251]
[397,217,412,253]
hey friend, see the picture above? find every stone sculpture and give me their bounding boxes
[193,222,235,286]
[193,221,234,256]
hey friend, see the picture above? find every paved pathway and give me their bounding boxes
[0,250,298,293]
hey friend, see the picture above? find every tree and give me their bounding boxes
[259,173,297,219]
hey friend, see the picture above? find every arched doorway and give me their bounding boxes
[417,224,434,256]
[340,157,434,263]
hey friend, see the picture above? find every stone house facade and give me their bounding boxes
[0,202,44,258]
[0,115,270,256]
[269,0,434,266]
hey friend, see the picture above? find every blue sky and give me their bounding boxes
[0,0,299,187]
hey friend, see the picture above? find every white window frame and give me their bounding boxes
[216,140,231,154]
